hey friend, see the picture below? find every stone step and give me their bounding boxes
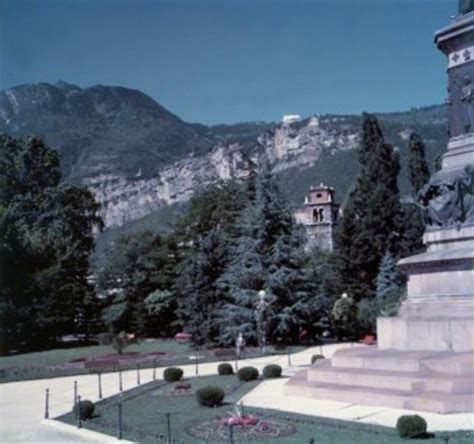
[285,378,410,410]
[331,349,434,373]
[307,361,474,394]
[405,393,474,413]
[307,361,424,391]
[423,352,474,376]
[285,377,474,413]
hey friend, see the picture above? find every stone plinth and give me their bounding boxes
[285,348,474,413]
[377,225,474,352]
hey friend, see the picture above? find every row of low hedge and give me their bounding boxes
[219,363,284,379]
[163,363,281,382]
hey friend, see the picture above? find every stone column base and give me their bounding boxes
[377,316,474,352]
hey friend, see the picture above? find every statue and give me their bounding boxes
[418,165,474,227]
[457,165,474,223]
[459,0,474,14]
[418,180,457,227]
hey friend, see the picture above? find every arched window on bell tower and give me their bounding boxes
[312,208,319,223]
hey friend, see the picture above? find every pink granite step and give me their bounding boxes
[307,360,474,393]
[307,360,425,391]
[285,349,474,413]
[285,377,474,413]
[331,348,443,372]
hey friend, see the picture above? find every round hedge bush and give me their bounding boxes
[218,363,234,375]
[311,354,325,365]
[196,386,225,407]
[163,367,183,382]
[73,400,95,420]
[237,366,259,381]
[263,364,282,378]
[396,415,427,438]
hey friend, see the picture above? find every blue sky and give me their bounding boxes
[0,0,457,124]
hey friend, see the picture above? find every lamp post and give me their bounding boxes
[255,289,269,354]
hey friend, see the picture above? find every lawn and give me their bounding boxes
[57,374,474,444]
[0,340,305,382]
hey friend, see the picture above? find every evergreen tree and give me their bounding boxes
[407,133,430,196]
[267,227,325,343]
[399,132,431,257]
[216,160,318,345]
[335,114,402,301]
[357,250,405,334]
[176,228,229,345]
[375,251,404,306]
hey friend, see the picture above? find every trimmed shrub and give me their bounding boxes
[164,367,183,382]
[73,400,95,420]
[311,354,325,365]
[263,364,282,378]
[196,386,225,407]
[396,415,428,438]
[237,366,259,381]
[218,363,234,375]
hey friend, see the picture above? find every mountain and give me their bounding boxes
[0,81,215,181]
[0,81,448,235]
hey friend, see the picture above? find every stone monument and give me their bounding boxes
[285,2,474,413]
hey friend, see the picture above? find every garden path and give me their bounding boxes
[0,344,333,443]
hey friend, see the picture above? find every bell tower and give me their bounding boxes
[294,183,339,251]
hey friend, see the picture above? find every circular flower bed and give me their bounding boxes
[187,415,295,440]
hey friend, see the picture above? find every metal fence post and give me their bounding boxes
[119,368,123,392]
[137,363,141,385]
[166,412,171,444]
[44,388,50,419]
[153,360,156,380]
[77,395,82,429]
[229,424,234,444]
[117,402,123,440]
[195,351,199,376]
[287,347,292,366]
[98,372,103,399]
[235,353,239,372]
[73,380,78,408]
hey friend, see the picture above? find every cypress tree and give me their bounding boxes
[400,133,431,257]
[407,133,430,196]
[335,114,402,301]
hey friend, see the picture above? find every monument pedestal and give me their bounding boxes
[377,225,474,352]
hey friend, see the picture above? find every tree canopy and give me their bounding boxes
[0,135,103,353]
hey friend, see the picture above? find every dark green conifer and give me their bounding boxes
[335,114,402,301]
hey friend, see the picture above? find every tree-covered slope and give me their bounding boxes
[0,81,215,181]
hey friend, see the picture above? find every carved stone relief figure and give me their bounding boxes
[460,76,474,133]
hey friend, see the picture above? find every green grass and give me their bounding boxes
[0,340,306,383]
[0,339,191,370]
[57,374,473,444]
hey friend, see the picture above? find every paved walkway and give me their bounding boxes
[1,343,473,443]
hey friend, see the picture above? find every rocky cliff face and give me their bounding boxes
[86,117,359,228]
[84,143,251,227]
